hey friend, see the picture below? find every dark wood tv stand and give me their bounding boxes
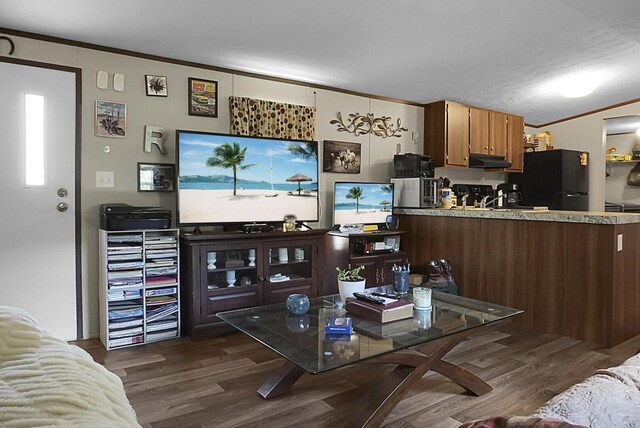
[323,229,407,294]
[180,228,327,337]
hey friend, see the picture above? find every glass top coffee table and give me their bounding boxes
[217,287,522,427]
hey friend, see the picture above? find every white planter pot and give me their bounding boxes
[338,279,366,304]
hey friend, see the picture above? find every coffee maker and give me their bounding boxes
[497,183,523,207]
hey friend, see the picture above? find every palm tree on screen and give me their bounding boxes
[346,186,366,212]
[287,142,317,160]
[206,142,255,196]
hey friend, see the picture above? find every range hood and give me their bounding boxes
[468,153,512,169]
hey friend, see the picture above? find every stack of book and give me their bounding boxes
[345,297,413,323]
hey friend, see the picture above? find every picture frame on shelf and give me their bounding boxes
[188,77,218,117]
[145,75,168,97]
[137,162,175,192]
[95,100,126,138]
[323,140,361,173]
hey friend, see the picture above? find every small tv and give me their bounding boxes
[333,181,394,226]
[176,130,319,226]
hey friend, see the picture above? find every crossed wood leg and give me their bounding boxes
[256,329,491,427]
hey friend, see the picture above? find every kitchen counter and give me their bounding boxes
[395,207,640,225]
[397,210,640,347]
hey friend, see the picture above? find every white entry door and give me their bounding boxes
[0,59,79,340]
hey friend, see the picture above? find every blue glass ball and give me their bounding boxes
[286,293,310,315]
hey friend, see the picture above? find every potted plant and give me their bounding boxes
[336,264,366,303]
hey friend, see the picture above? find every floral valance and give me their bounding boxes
[229,96,316,141]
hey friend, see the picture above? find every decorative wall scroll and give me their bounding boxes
[330,112,408,138]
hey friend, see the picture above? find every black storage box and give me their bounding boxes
[100,204,172,230]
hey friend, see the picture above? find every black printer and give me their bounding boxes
[100,204,172,230]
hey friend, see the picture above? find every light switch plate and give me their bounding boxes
[617,234,623,252]
[96,171,115,188]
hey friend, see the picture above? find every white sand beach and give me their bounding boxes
[179,189,318,224]
[334,208,392,225]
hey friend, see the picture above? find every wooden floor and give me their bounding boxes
[75,323,640,428]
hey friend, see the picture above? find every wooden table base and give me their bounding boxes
[256,329,491,427]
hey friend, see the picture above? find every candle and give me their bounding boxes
[413,287,432,310]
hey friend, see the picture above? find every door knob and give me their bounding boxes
[57,187,68,197]
[57,202,68,212]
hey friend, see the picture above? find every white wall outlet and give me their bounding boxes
[96,171,115,188]
[617,234,623,252]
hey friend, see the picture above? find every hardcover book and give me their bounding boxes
[345,298,413,323]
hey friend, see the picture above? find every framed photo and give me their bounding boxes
[145,75,168,97]
[323,140,361,173]
[188,77,218,117]
[95,100,126,138]
[137,162,175,192]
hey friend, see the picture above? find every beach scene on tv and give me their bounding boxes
[333,182,394,226]
[177,132,318,224]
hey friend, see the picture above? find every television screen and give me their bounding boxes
[176,130,319,226]
[333,181,394,226]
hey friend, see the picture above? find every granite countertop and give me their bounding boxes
[394,207,640,225]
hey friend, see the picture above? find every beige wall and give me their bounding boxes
[534,101,640,211]
[5,34,423,338]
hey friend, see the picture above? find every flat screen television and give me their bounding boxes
[333,181,394,226]
[176,130,319,226]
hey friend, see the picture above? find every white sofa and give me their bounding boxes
[0,306,140,427]
[532,352,640,427]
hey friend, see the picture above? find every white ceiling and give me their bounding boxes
[1,0,640,125]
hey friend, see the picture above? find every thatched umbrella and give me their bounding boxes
[286,173,313,195]
[379,200,392,211]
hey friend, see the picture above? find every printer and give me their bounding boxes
[100,204,172,230]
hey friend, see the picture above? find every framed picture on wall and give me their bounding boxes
[323,140,361,173]
[188,77,218,117]
[137,162,175,192]
[145,75,168,97]
[95,100,126,138]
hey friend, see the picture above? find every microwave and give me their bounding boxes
[391,177,443,208]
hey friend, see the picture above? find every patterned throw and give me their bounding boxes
[229,96,316,141]
[0,306,140,427]
[459,416,585,428]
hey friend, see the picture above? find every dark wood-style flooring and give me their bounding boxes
[75,323,640,428]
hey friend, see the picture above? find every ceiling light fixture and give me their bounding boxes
[540,70,608,99]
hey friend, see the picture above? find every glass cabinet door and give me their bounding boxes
[203,245,259,290]
[265,242,314,282]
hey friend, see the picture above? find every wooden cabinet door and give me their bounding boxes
[469,108,489,154]
[379,252,407,285]
[445,101,469,167]
[489,111,508,157]
[506,115,524,172]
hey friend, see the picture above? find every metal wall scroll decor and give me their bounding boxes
[330,112,408,138]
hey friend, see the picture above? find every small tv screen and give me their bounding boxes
[333,181,394,226]
[176,130,319,226]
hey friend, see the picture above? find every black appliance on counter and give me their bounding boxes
[508,149,589,211]
[100,203,172,230]
[393,153,434,178]
[451,184,494,206]
[497,183,523,207]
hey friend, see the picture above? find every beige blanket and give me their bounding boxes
[533,353,640,427]
[0,306,140,427]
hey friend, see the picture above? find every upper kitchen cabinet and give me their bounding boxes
[424,100,469,167]
[506,114,524,172]
[489,111,508,157]
[424,100,524,171]
[469,107,490,155]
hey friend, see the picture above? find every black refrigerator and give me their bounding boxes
[508,149,589,211]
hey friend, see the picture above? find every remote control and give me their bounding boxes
[353,292,386,305]
[371,292,399,300]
